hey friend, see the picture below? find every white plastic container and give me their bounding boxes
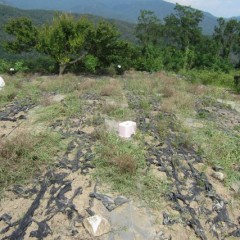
[0,76,5,90]
[118,121,136,138]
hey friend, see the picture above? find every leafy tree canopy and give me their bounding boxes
[164,3,203,50]
[4,13,128,75]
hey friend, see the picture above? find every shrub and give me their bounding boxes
[0,59,11,73]
[134,45,163,72]
[0,59,29,73]
[25,56,57,74]
[183,69,235,88]
[83,54,99,73]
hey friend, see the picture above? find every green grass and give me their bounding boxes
[0,131,65,195]
[93,131,169,208]
[0,75,42,107]
[104,106,134,120]
[192,123,240,186]
[37,74,81,94]
[183,69,236,90]
[36,94,82,123]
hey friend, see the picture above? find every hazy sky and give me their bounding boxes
[164,0,240,17]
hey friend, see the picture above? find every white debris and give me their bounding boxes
[118,121,136,138]
[0,76,5,90]
[212,171,225,182]
[83,215,111,237]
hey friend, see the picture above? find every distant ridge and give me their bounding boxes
[3,0,221,35]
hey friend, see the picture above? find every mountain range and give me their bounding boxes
[0,0,229,35]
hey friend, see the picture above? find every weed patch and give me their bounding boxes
[102,103,134,120]
[100,80,122,97]
[93,131,168,208]
[0,131,64,194]
[0,76,41,107]
[36,94,82,123]
[192,125,240,186]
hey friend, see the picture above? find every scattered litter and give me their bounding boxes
[89,184,129,211]
[118,121,136,138]
[9,68,15,75]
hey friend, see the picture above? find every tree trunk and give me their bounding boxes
[59,64,67,76]
[58,52,87,76]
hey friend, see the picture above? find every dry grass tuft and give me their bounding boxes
[155,72,177,86]
[187,83,209,96]
[161,91,194,113]
[162,86,176,98]
[40,94,54,106]
[0,131,62,191]
[0,133,35,164]
[102,103,118,114]
[112,154,137,174]
[79,78,96,90]
[38,74,79,93]
[100,80,122,96]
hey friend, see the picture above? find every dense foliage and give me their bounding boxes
[1,3,240,90]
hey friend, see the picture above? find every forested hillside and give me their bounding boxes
[0,4,136,60]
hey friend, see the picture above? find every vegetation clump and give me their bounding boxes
[0,131,63,193]
[93,131,168,208]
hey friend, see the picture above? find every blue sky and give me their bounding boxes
[164,0,240,17]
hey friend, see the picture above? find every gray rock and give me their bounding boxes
[212,171,225,181]
[90,192,116,211]
[212,165,224,171]
[83,214,111,237]
[101,202,156,240]
[231,181,240,193]
[114,196,129,207]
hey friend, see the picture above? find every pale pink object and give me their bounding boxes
[118,121,136,138]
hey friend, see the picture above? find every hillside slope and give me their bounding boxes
[4,0,218,34]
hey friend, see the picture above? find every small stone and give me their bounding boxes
[231,181,240,193]
[212,165,224,171]
[212,171,225,181]
[101,196,115,211]
[145,118,150,124]
[114,196,129,207]
[83,215,111,237]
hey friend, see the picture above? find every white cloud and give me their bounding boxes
[164,0,240,17]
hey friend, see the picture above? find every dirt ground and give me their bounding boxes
[0,72,239,240]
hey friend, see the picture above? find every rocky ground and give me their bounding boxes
[0,72,239,239]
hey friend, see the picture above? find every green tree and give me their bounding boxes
[163,4,203,70]
[213,18,240,60]
[37,14,94,75]
[164,4,203,50]
[135,10,162,46]
[88,21,131,70]
[4,14,130,75]
[4,17,38,53]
